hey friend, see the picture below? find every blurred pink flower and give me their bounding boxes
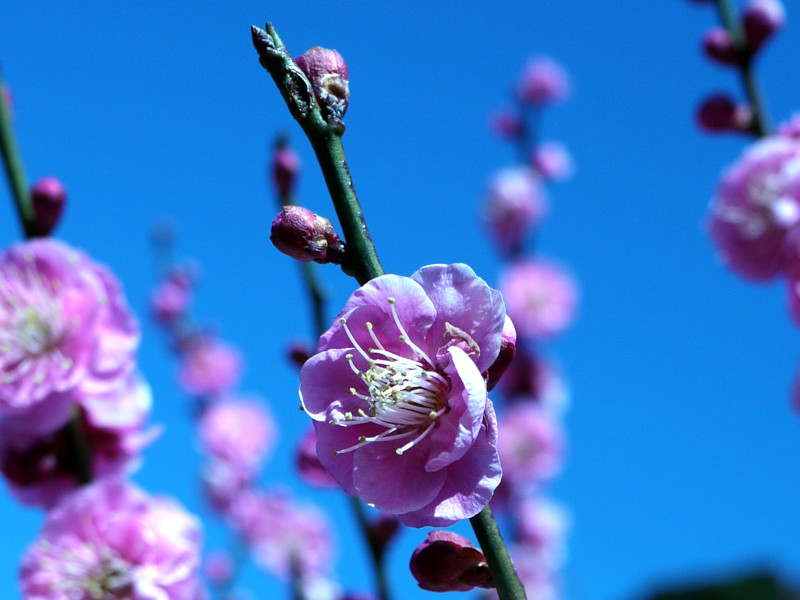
[484,167,548,255]
[228,489,334,579]
[199,396,276,476]
[0,373,156,508]
[201,459,250,512]
[515,496,570,568]
[20,479,204,600]
[178,336,242,397]
[516,57,570,105]
[708,136,800,281]
[300,264,504,526]
[531,142,574,182]
[743,0,785,53]
[488,109,524,140]
[0,239,139,413]
[151,271,192,324]
[499,350,569,413]
[500,260,577,338]
[204,551,234,586]
[497,402,563,486]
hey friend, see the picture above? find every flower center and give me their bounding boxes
[0,260,72,385]
[330,298,449,456]
[36,539,134,600]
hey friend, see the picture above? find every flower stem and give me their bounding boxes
[470,505,527,600]
[251,23,384,285]
[64,405,93,485]
[713,0,771,137]
[350,496,392,600]
[0,70,35,237]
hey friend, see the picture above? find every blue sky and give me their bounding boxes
[2,2,800,600]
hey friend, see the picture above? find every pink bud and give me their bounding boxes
[409,531,494,592]
[702,28,738,65]
[365,514,400,556]
[696,94,753,133]
[485,315,516,391]
[29,177,66,236]
[287,340,312,369]
[270,205,345,264]
[488,109,524,140]
[295,47,349,125]
[743,0,785,54]
[271,141,301,197]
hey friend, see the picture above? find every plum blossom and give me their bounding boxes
[300,263,504,526]
[0,239,139,413]
[500,260,577,338]
[708,136,800,281]
[178,336,242,398]
[0,373,157,508]
[20,479,204,600]
[199,396,275,476]
[484,167,547,255]
[228,489,334,579]
[516,57,570,105]
[497,403,563,486]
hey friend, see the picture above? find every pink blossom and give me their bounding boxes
[178,337,242,398]
[497,403,563,485]
[20,479,204,600]
[515,496,570,568]
[484,167,548,255]
[516,57,570,105]
[0,239,139,413]
[199,396,275,476]
[300,264,504,526]
[201,459,250,512]
[708,136,800,281]
[531,142,574,182]
[296,428,338,488]
[228,489,334,578]
[0,374,156,508]
[271,143,301,197]
[777,114,800,139]
[500,260,577,338]
[151,273,192,324]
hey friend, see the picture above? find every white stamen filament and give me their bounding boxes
[331,301,450,456]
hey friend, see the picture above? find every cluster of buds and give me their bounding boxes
[691,0,785,135]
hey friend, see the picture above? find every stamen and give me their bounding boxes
[339,318,371,362]
[395,421,436,455]
[386,298,434,366]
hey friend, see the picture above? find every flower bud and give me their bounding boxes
[272,139,301,197]
[696,94,753,133]
[488,109,524,140]
[365,514,400,556]
[295,47,349,125]
[743,0,785,54]
[531,142,574,182]
[485,315,516,391]
[287,340,312,369]
[270,205,345,264]
[702,28,737,65]
[29,176,66,236]
[409,531,493,592]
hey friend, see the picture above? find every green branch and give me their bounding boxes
[0,70,35,237]
[470,505,527,600]
[251,23,383,285]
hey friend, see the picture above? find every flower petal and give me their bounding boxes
[353,439,446,514]
[411,264,505,372]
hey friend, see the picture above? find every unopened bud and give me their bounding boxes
[485,316,517,391]
[272,139,301,197]
[270,205,345,264]
[696,94,752,133]
[29,176,66,236]
[295,47,349,125]
[287,340,313,368]
[409,531,494,592]
[702,28,737,65]
[743,0,785,54]
[366,514,400,556]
